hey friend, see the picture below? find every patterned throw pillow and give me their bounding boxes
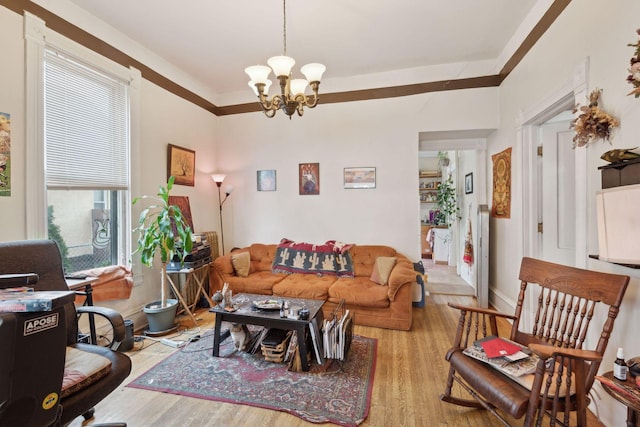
[231,251,251,277]
[370,256,397,285]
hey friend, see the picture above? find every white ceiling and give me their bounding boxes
[62,0,540,104]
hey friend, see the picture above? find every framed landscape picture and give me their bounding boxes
[257,170,277,191]
[167,144,195,186]
[344,167,376,189]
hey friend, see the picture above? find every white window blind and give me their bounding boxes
[44,48,129,190]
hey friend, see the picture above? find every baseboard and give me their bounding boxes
[488,287,516,314]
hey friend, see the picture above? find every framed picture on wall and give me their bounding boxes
[299,163,319,195]
[465,172,473,194]
[257,170,277,191]
[344,167,376,189]
[167,144,196,186]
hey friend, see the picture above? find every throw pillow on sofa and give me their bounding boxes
[231,251,251,277]
[370,256,397,285]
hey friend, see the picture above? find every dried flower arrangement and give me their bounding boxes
[570,89,619,148]
[627,28,640,97]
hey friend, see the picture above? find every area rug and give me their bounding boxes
[127,330,377,426]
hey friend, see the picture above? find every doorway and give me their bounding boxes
[521,59,589,268]
[418,131,491,300]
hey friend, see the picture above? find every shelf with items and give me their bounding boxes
[419,190,438,203]
[419,170,442,179]
[419,170,441,203]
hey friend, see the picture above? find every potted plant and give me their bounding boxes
[438,151,450,167]
[133,176,193,333]
[435,175,459,227]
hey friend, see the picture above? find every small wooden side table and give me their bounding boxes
[598,371,640,427]
[165,263,214,327]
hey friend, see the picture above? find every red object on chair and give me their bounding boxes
[477,336,521,358]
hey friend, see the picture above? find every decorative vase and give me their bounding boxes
[143,298,178,333]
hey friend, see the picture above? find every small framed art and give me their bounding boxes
[167,144,196,187]
[465,172,473,194]
[344,167,376,189]
[257,170,276,191]
[299,163,319,195]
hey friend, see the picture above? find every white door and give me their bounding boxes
[539,120,575,266]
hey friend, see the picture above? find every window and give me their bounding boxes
[43,48,130,272]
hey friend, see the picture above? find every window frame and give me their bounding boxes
[25,12,140,269]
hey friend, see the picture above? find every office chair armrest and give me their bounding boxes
[0,273,39,287]
[76,306,126,343]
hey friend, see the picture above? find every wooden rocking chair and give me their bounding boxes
[440,257,630,426]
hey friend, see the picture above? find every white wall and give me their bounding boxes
[489,1,640,425]
[216,89,498,258]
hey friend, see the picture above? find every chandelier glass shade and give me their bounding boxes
[245,0,326,118]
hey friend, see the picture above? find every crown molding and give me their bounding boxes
[1,0,571,117]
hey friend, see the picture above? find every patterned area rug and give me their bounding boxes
[127,331,377,426]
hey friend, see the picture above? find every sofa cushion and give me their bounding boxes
[231,251,251,277]
[370,256,397,285]
[248,244,277,272]
[328,277,391,308]
[61,346,111,398]
[349,245,398,277]
[223,271,285,295]
[272,274,336,300]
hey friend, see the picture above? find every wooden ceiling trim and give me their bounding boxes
[1,0,570,117]
[0,0,220,115]
[216,75,502,116]
[498,0,572,82]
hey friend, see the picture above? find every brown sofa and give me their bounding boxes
[210,243,416,330]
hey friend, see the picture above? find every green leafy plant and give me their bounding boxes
[133,176,193,307]
[435,176,459,227]
[438,151,450,167]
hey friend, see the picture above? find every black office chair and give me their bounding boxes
[0,240,132,426]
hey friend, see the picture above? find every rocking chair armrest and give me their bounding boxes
[528,343,602,362]
[76,305,126,342]
[447,302,518,321]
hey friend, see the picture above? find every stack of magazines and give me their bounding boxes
[463,336,539,379]
[322,300,353,361]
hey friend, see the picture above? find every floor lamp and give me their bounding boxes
[211,174,233,255]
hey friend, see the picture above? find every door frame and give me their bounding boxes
[418,134,490,295]
[519,58,589,269]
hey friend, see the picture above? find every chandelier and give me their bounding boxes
[245,0,326,118]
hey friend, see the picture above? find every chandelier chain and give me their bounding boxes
[282,0,287,56]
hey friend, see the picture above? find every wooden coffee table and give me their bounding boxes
[210,293,324,371]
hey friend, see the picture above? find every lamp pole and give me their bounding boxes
[216,184,225,255]
[211,174,229,256]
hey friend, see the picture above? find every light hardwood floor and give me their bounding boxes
[70,294,605,427]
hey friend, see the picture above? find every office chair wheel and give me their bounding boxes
[82,408,95,420]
